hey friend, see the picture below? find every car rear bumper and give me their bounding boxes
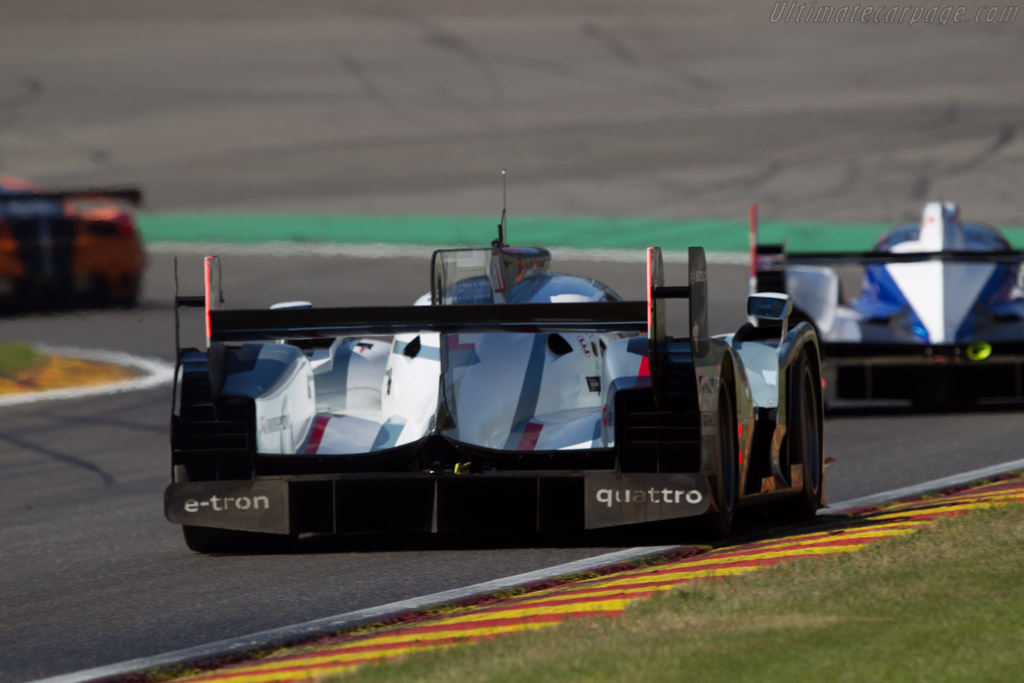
[164,471,712,536]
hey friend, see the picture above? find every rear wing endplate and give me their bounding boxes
[174,256,222,351]
[647,246,709,388]
[173,256,224,411]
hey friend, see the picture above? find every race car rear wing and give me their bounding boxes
[0,187,142,204]
[209,301,649,341]
[177,249,712,342]
[173,255,649,346]
[174,245,709,354]
[748,202,1024,292]
[0,187,142,219]
[769,250,1024,265]
[172,249,710,408]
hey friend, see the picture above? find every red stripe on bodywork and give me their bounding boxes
[447,333,475,351]
[304,415,330,454]
[637,356,650,377]
[516,422,543,450]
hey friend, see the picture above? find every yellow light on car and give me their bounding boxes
[966,342,992,362]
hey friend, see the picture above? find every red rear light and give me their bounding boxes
[86,213,136,237]
[112,214,135,236]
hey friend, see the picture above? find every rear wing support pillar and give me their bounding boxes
[172,256,225,412]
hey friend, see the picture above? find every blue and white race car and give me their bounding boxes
[752,201,1024,407]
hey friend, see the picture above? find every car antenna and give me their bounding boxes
[493,169,507,247]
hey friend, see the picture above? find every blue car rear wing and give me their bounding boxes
[773,250,1024,266]
[747,201,1024,294]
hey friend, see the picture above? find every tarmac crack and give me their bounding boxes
[943,123,1016,176]
[582,22,639,65]
[0,75,42,127]
[0,432,116,488]
[337,52,415,124]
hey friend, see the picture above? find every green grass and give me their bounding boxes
[137,212,1024,253]
[334,503,1024,683]
[0,342,44,376]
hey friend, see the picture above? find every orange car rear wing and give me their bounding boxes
[0,187,142,206]
[0,187,142,222]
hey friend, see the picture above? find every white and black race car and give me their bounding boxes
[751,201,1024,408]
[165,236,824,552]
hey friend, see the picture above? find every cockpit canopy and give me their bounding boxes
[431,246,621,305]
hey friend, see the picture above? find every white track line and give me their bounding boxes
[823,458,1024,513]
[0,346,173,408]
[147,241,750,265]
[33,458,1024,683]
[32,545,677,683]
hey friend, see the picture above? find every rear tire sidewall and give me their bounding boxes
[788,352,823,518]
[699,371,738,540]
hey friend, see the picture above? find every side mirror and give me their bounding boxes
[747,292,792,320]
[747,292,793,340]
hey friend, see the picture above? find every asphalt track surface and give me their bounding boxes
[1,2,1023,681]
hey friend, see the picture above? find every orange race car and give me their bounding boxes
[0,176,146,309]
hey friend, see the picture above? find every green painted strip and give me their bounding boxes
[137,213,1024,252]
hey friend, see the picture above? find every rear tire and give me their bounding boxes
[695,374,739,540]
[786,352,824,519]
[183,525,294,554]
